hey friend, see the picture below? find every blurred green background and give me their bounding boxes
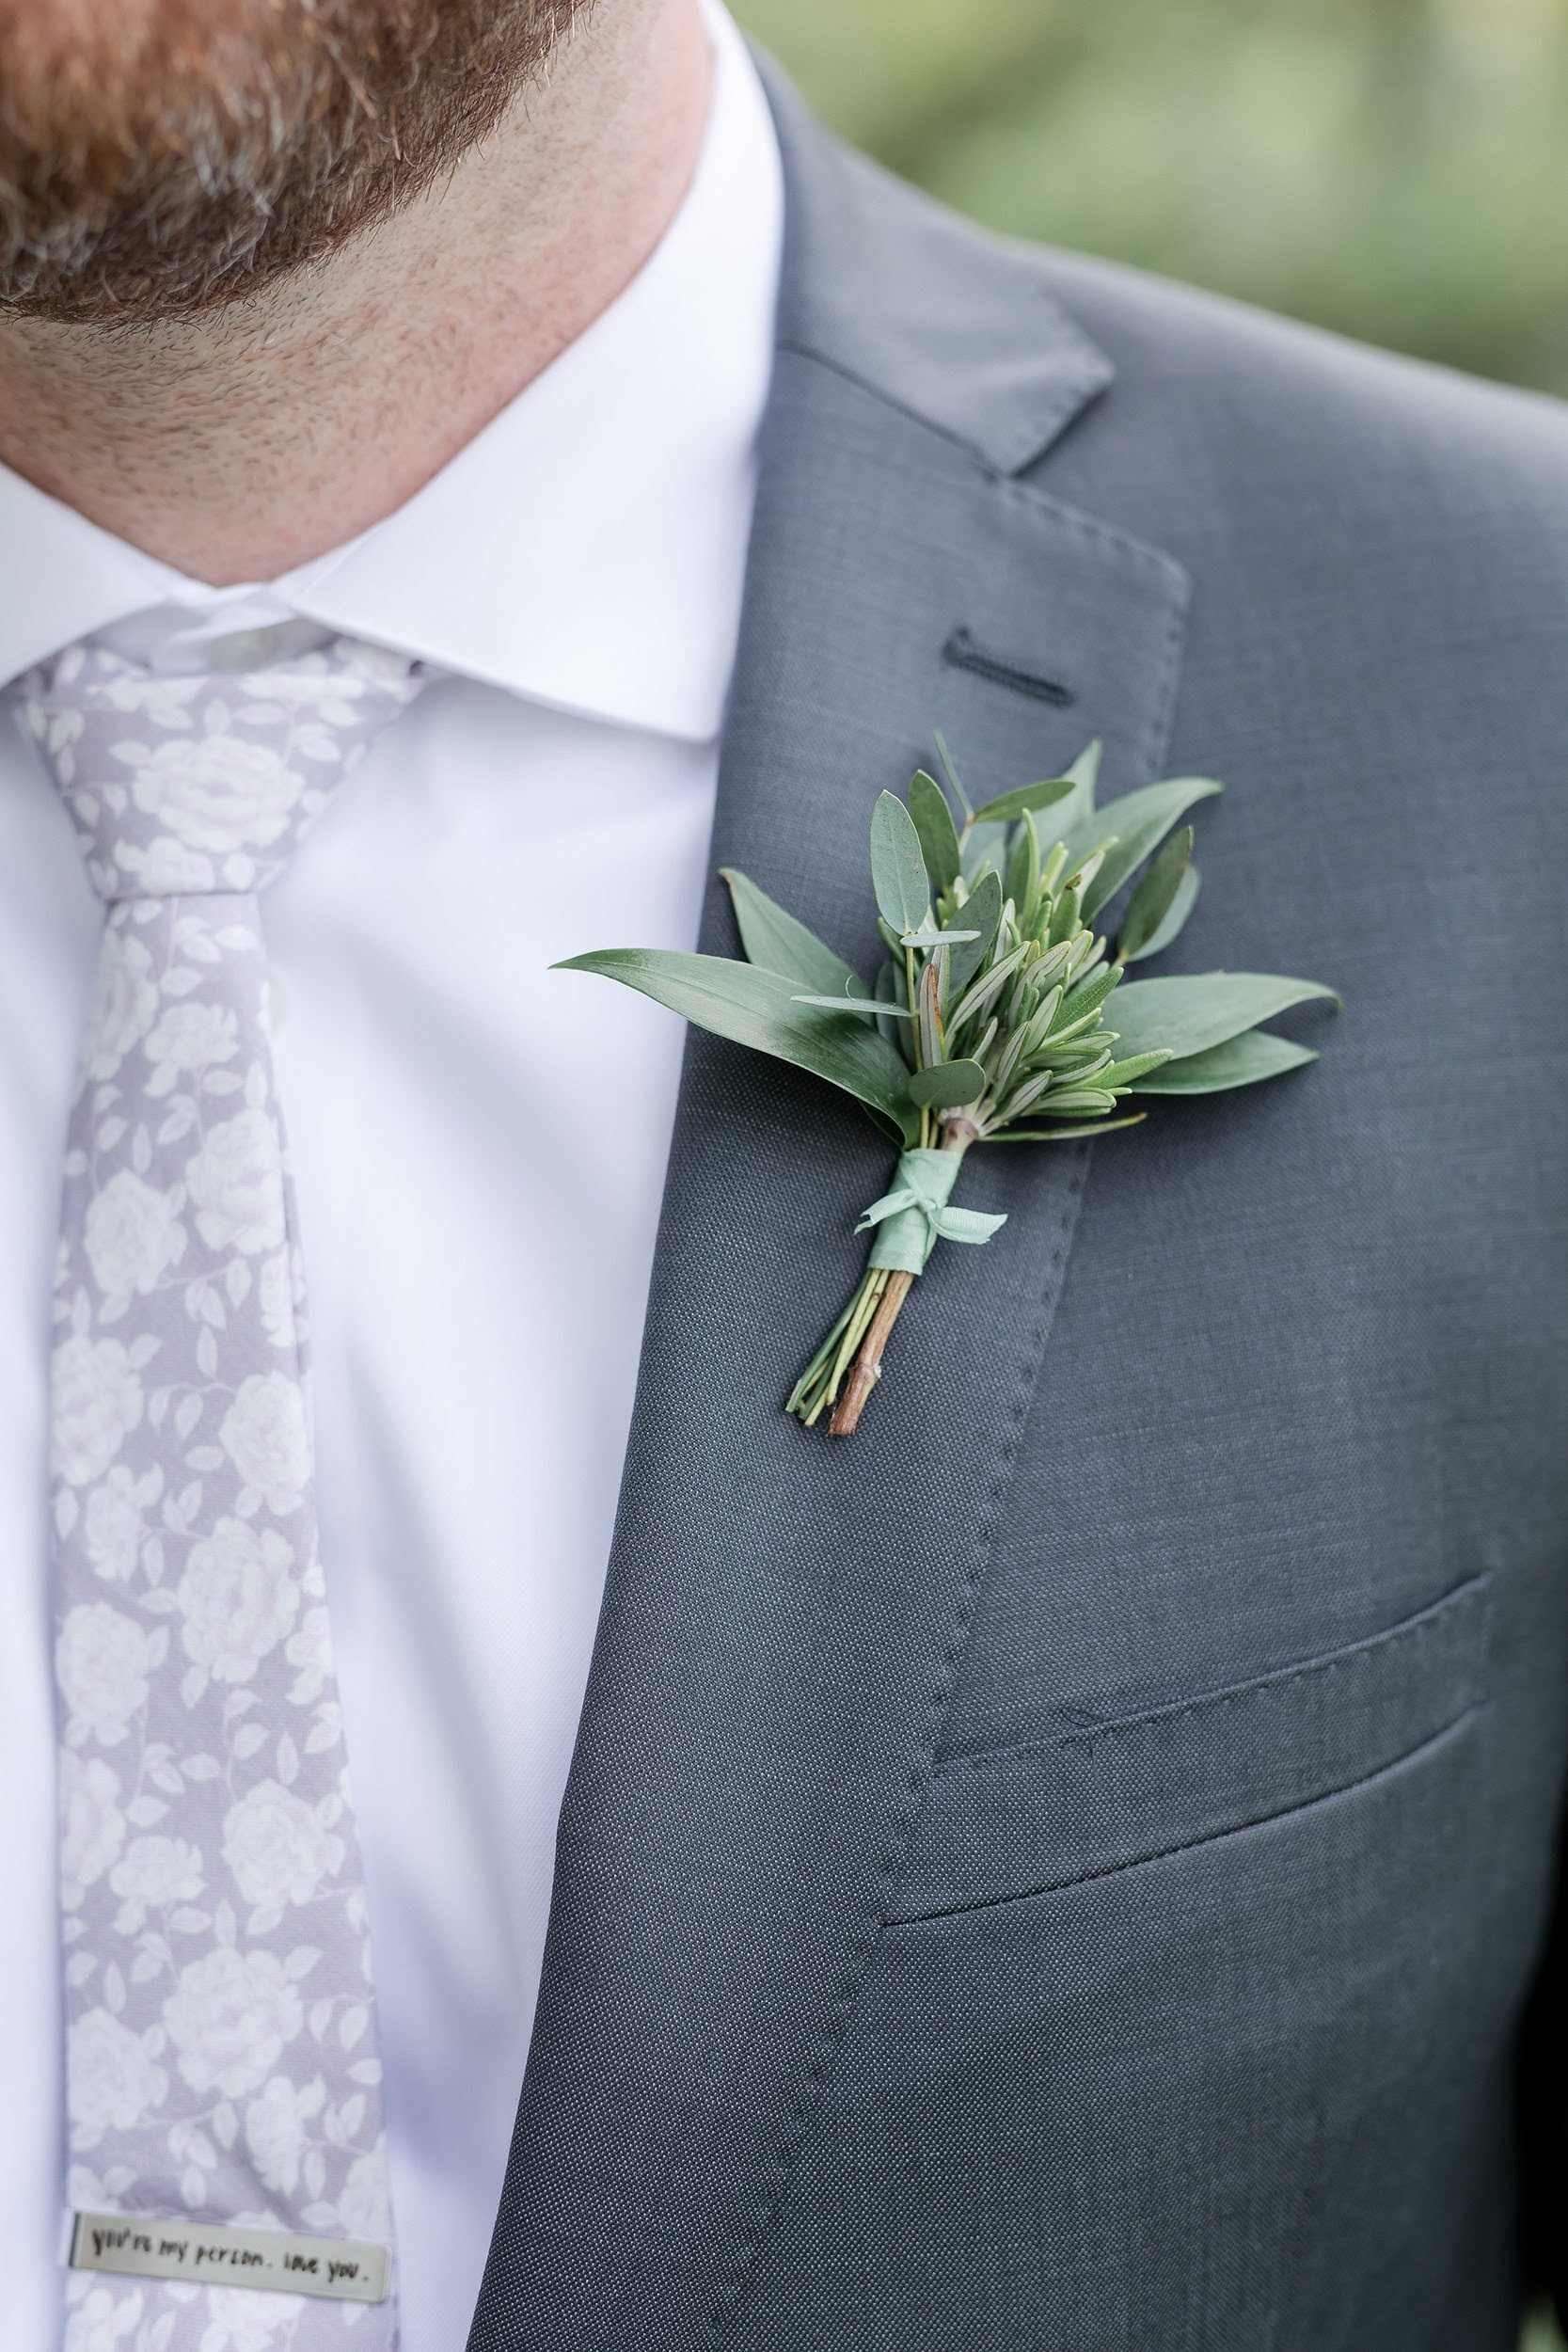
[733,0,1568,398]
[731,1,1567,2343]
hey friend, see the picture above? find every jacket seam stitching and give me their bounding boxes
[707,1146,1094,2342]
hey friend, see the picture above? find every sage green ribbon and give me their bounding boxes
[857,1148,1007,1275]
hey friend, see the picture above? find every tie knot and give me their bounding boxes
[16,636,426,901]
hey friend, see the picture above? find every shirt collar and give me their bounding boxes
[0,0,783,742]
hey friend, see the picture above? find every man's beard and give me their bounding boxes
[0,0,594,326]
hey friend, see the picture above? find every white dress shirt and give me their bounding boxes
[0,10,783,2344]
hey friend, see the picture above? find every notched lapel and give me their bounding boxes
[467,79,1189,2352]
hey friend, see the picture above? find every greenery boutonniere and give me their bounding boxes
[560,739,1338,1434]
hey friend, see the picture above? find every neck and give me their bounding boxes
[0,0,711,585]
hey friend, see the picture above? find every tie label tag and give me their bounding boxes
[70,2213,389,2304]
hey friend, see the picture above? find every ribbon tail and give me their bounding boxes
[931,1206,1008,1247]
[854,1185,918,1235]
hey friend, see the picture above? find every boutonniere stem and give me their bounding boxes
[561,738,1339,1434]
[790,1138,969,1435]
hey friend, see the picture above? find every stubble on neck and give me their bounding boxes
[0,0,711,581]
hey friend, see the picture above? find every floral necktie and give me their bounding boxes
[19,635,427,2351]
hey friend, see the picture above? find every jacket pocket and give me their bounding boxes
[892,1572,1492,1923]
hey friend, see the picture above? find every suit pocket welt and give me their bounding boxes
[891,1573,1493,1924]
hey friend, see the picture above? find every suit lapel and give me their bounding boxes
[467,72,1189,2352]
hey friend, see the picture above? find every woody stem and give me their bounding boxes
[825,1270,913,1436]
[826,1120,974,1437]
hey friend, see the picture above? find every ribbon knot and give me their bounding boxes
[856,1147,1007,1275]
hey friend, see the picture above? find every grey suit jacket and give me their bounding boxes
[467,56,1568,2352]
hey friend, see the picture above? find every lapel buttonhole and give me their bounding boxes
[942,623,1076,709]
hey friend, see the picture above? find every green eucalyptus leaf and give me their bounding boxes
[556,948,918,1142]
[863,1106,910,1149]
[1126,861,1201,962]
[909,769,962,895]
[790,992,912,1019]
[1117,826,1193,962]
[933,729,974,822]
[720,867,863,996]
[908,1058,988,1108]
[959,818,1008,885]
[943,871,1002,996]
[1037,739,1101,850]
[870,790,931,937]
[971,774,1076,826]
[869,964,907,1058]
[902,916,977,951]
[1111,972,1339,1063]
[1004,807,1041,918]
[1062,777,1223,918]
[1131,1028,1322,1094]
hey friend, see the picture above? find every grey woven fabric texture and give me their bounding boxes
[462,52,1568,2352]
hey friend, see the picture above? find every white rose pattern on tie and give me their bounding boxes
[21,638,427,2351]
